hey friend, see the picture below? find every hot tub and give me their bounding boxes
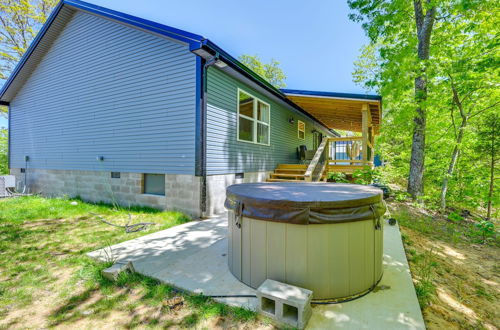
[225,182,386,301]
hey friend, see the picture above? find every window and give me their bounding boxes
[111,172,120,178]
[298,120,305,140]
[143,174,165,195]
[237,89,270,145]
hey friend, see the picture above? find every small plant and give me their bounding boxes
[447,211,464,223]
[413,249,438,308]
[352,166,377,185]
[327,172,349,183]
[471,220,495,243]
[394,191,410,202]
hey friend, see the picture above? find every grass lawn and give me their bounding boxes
[389,200,499,330]
[0,196,274,329]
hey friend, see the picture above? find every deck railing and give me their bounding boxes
[304,136,374,181]
[327,136,373,174]
[304,137,329,181]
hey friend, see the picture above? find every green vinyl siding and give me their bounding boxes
[206,67,332,175]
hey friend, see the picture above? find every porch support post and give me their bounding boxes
[370,125,375,165]
[361,103,370,163]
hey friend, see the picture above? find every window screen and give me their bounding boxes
[143,174,165,195]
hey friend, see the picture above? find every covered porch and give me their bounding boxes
[270,89,382,182]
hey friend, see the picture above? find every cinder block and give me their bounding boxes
[256,279,313,329]
[102,261,135,281]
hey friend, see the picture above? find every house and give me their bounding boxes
[0,0,382,217]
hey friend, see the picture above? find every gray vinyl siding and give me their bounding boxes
[206,67,332,175]
[9,10,197,174]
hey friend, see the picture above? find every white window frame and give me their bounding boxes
[236,88,271,146]
[298,120,306,140]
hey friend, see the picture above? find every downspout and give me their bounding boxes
[4,102,10,171]
[200,54,218,218]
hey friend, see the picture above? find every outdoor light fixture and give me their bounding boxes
[215,60,227,68]
[288,117,295,124]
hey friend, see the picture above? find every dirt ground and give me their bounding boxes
[0,253,274,330]
[392,202,499,330]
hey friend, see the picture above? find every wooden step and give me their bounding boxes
[267,178,305,182]
[277,164,308,169]
[274,168,306,174]
[270,173,306,179]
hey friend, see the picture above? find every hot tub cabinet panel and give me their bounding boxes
[225,182,386,301]
[228,212,383,300]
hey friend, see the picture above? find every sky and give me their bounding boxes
[0,0,369,128]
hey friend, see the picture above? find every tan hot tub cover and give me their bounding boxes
[225,182,386,225]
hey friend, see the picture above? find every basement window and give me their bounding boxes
[143,174,165,196]
[298,120,305,140]
[111,172,120,179]
[237,89,270,145]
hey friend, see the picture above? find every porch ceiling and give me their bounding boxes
[282,90,382,134]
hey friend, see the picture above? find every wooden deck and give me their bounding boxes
[268,101,378,182]
[268,135,375,182]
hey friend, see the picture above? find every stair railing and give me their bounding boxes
[304,137,329,182]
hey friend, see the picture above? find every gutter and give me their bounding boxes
[190,40,335,135]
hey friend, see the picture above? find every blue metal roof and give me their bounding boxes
[66,0,205,44]
[0,0,382,107]
[281,89,381,101]
[0,0,206,101]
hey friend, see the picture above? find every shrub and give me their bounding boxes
[447,211,464,223]
[0,129,7,175]
[471,220,495,243]
[352,166,378,185]
[327,172,349,183]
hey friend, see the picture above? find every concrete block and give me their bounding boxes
[102,261,135,281]
[256,279,312,329]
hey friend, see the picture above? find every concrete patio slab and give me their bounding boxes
[88,214,425,329]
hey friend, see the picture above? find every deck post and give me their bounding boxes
[370,126,375,165]
[361,103,370,164]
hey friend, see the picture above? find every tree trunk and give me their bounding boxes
[408,76,427,198]
[408,0,436,199]
[486,128,495,220]
[440,77,468,210]
[440,116,467,210]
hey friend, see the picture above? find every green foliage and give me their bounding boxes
[0,129,7,174]
[327,172,349,183]
[348,0,499,215]
[352,166,378,185]
[394,191,410,202]
[447,211,463,223]
[0,0,57,80]
[238,54,287,88]
[471,220,495,244]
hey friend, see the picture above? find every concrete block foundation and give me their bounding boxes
[10,168,270,218]
[10,168,201,217]
[205,171,272,215]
